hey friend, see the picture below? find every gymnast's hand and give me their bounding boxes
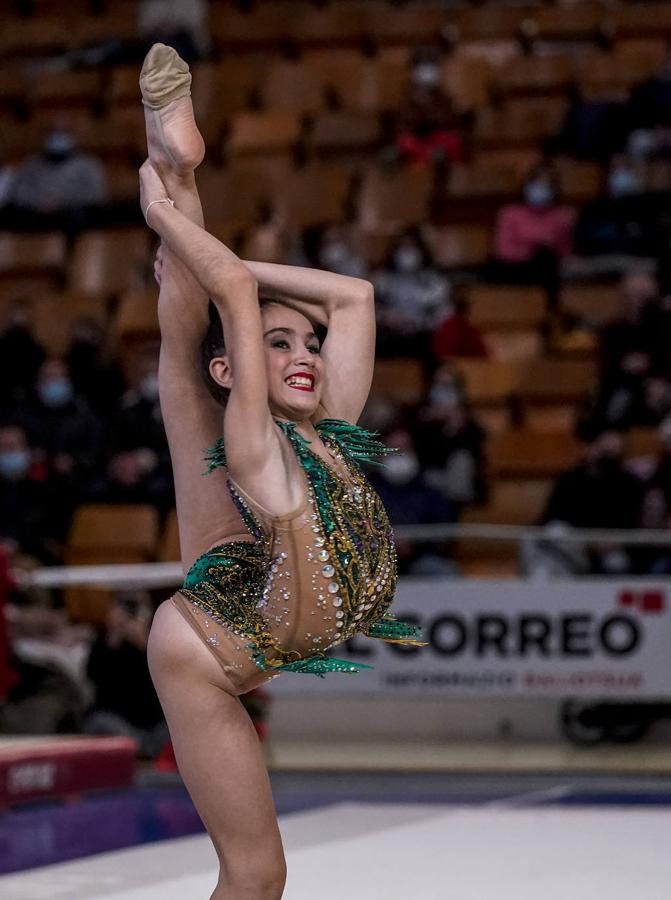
[139,159,170,227]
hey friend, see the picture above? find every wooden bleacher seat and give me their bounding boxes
[488,429,583,478]
[0,18,71,56]
[461,478,554,526]
[442,55,494,114]
[67,504,159,565]
[31,291,108,356]
[113,288,159,346]
[0,64,27,112]
[362,5,449,47]
[453,359,523,407]
[357,166,432,230]
[211,4,296,51]
[191,60,264,145]
[227,111,302,156]
[496,53,577,97]
[607,2,671,39]
[476,407,512,436]
[447,161,524,200]
[580,50,663,101]
[0,232,66,279]
[29,69,102,110]
[73,7,139,46]
[559,283,621,326]
[554,158,604,204]
[423,225,492,269]
[625,427,660,460]
[309,112,381,156]
[474,97,568,150]
[290,7,368,49]
[273,162,353,227]
[302,50,371,112]
[523,3,605,42]
[68,228,152,297]
[65,503,160,624]
[240,223,286,264]
[472,148,541,182]
[103,160,139,202]
[76,107,144,160]
[158,509,180,563]
[106,64,145,108]
[518,358,597,404]
[485,331,542,363]
[370,358,424,406]
[262,60,325,113]
[463,285,546,330]
[195,161,278,228]
[454,5,532,42]
[374,48,411,113]
[523,404,577,434]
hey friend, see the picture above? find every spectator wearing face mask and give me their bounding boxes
[0,302,46,414]
[542,429,644,574]
[8,127,108,231]
[295,223,368,280]
[574,155,663,259]
[83,590,168,759]
[367,426,457,575]
[18,357,103,486]
[373,228,452,359]
[392,47,465,168]
[96,347,173,514]
[432,294,489,362]
[491,163,575,307]
[626,51,671,136]
[0,424,76,564]
[580,270,662,433]
[66,316,126,417]
[414,371,486,509]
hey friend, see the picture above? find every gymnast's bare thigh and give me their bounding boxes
[148,595,276,697]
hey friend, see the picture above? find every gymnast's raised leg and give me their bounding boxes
[140,44,286,900]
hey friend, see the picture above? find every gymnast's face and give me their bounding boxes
[262,303,324,420]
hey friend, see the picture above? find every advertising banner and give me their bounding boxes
[269,578,671,697]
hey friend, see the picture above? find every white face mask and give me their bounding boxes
[524,180,555,208]
[394,247,422,273]
[608,168,640,197]
[140,373,160,401]
[412,63,441,88]
[428,383,460,408]
[383,453,420,485]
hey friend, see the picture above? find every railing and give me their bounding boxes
[19,524,671,590]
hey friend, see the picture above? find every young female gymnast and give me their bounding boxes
[140,44,424,899]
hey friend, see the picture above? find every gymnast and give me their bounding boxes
[139,44,424,899]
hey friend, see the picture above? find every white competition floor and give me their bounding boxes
[2,797,671,899]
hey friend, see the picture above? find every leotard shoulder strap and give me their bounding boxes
[202,418,394,475]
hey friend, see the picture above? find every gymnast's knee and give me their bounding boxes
[215,848,287,899]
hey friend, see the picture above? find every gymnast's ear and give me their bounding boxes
[209,354,233,390]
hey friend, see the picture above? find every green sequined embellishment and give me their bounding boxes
[268,656,374,677]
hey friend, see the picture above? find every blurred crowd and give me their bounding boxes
[4,2,671,742]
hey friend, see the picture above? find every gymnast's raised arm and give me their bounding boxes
[140,161,283,493]
[243,261,375,425]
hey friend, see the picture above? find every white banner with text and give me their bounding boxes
[269,578,671,697]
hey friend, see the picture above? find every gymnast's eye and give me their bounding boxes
[272,339,290,349]
[307,344,320,355]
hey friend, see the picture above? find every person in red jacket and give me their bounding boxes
[432,296,489,362]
